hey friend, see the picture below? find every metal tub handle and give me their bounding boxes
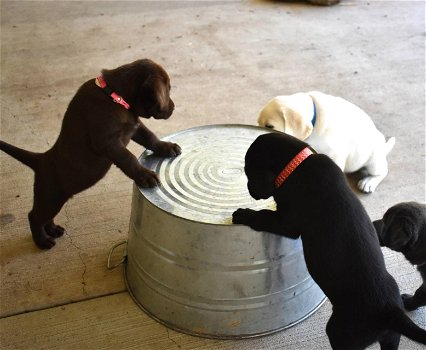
[107,240,128,270]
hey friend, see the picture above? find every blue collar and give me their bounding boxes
[311,99,317,127]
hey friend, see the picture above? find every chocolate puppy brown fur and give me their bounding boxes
[0,59,181,249]
[374,202,426,311]
[232,133,426,349]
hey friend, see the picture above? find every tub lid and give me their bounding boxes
[138,124,276,225]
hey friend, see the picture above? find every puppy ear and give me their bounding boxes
[382,218,416,251]
[247,170,276,200]
[284,110,313,140]
[154,78,169,111]
[278,94,314,140]
[386,226,413,250]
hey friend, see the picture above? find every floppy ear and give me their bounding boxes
[278,94,314,140]
[152,77,169,111]
[247,170,276,200]
[385,225,414,250]
[283,108,313,140]
[381,215,417,251]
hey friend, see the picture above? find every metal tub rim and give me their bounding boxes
[137,123,277,226]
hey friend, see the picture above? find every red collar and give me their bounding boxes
[275,147,313,188]
[95,75,130,110]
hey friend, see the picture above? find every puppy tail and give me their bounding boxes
[386,307,426,344]
[384,137,396,155]
[0,140,40,171]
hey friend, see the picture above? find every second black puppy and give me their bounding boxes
[233,133,426,350]
[374,202,426,311]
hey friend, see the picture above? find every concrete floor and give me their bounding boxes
[0,1,425,349]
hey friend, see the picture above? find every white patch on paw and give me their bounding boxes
[357,176,384,193]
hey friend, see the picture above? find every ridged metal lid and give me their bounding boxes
[138,124,276,224]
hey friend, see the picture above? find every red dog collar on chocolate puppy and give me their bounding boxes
[95,75,131,110]
[274,147,313,188]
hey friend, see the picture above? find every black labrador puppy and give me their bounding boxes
[232,133,426,350]
[374,202,426,311]
[0,59,181,249]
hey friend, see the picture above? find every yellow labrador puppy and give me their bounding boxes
[258,91,395,193]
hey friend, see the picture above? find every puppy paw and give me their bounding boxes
[153,141,182,158]
[135,169,161,188]
[45,222,65,238]
[32,231,56,250]
[232,208,255,225]
[357,175,383,193]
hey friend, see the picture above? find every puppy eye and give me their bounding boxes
[265,124,274,129]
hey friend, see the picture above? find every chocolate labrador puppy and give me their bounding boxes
[0,59,181,249]
[232,133,426,349]
[374,202,426,311]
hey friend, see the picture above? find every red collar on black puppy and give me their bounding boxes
[95,75,130,110]
[274,147,313,188]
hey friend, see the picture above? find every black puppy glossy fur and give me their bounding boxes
[374,202,426,311]
[0,59,181,249]
[233,133,426,350]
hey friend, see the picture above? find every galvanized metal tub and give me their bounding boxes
[125,124,326,339]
